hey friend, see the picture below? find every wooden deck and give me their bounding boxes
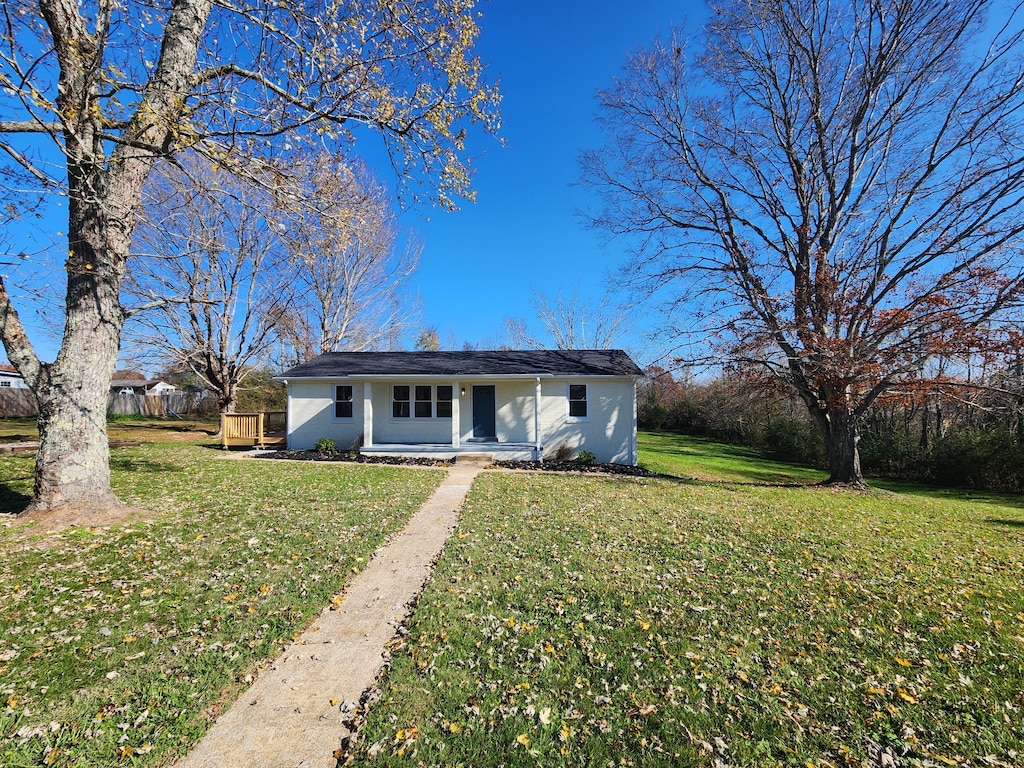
[220,412,287,449]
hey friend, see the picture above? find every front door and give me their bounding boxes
[472,385,496,440]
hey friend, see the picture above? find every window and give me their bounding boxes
[415,385,433,418]
[436,385,453,418]
[391,384,453,419]
[568,384,588,418]
[393,385,411,418]
[334,385,353,419]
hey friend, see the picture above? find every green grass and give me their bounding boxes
[0,417,222,444]
[3,430,1023,767]
[0,442,443,767]
[348,433,1024,767]
[638,430,827,484]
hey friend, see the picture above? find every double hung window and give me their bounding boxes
[568,384,588,419]
[334,385,354,418]
[392,385,453,419]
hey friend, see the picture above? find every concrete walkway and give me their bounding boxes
[173,459,486,768]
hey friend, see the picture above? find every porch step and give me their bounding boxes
[456,453,494,467]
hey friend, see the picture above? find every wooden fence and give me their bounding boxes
[0,389,211,419]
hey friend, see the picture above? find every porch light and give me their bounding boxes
[460,387,466,397]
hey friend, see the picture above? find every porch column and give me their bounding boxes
[534,376,542,462]
[451,379,461,448]
[363,381,373,448]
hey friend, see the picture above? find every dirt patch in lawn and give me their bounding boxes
[4,501,154,543]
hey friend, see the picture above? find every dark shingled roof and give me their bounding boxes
[279,350,641,379]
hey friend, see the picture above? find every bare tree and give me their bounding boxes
[583,0,1024,485]
[273,155,420,362]
[125,156,285,413]
[0,0,499,513]
[505,287,628,349]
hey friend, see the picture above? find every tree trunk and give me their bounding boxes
[818,408,866,487]
[33,361,118,511]
[26,167,127,513]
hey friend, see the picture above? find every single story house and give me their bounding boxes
[0,365,28,390]
[110,379,178,396]
[277,349,641,464]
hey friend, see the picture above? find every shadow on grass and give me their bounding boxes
[639,432,827,487]
[109,457,185,474]
[0,482,33,514]
[870,478,1024,510]
[985,517,1024,528]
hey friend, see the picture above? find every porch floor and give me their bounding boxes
[360,442,539,462]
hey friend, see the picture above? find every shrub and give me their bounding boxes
[763,417,825,466]
[552,443,573,462]
[859,428,923,479]
[575,449,596,465]
[314,437,337,454]
[928,429,1024,493]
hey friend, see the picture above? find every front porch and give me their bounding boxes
[360,441,540,462]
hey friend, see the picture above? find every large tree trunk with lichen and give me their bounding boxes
[27,164,131,513]
[3,0,213,515]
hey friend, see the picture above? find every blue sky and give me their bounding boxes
[395,0,698,363]
[1,1,697,369]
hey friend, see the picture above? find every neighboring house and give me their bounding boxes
[110,379,178,396]
[0,364,28,390]
[278,350,642,464]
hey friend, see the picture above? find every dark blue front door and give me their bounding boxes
[472,385,496,439]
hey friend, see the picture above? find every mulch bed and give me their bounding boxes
[257,449,659,477]
[256,450,453,467]
[492,459,660,477]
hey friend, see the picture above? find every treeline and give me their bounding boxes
[639,366,1024,493]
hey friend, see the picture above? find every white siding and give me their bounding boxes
[286,380,364,451]
[538,377,636,464]
[286,374,637,464]
[371,381,453,444]
[0,372,28,390]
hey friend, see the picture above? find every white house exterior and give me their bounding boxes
[110,379,178,396]
[278,350,641,465]
[0,366,28,390]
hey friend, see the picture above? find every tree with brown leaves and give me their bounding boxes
[584,0,1024,485]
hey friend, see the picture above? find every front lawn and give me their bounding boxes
[0,443,442,767]
[348,437,1024,766]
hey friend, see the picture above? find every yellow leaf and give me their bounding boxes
[895,656,912,667]
[896,688,918,704]
[449,722,463,733]
[516,733,531,747]
[866,685,886,696]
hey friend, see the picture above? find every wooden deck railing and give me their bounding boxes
[220,411,287,449]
